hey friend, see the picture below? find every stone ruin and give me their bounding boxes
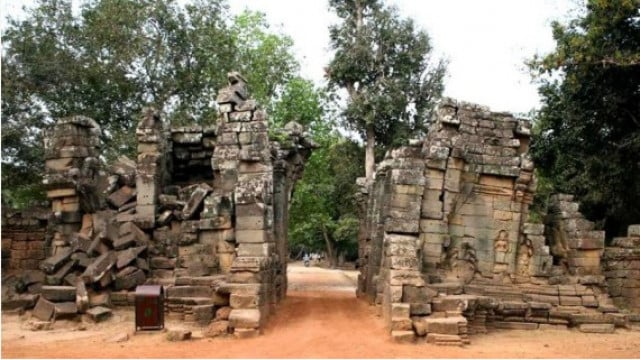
[2,81,639,343]
[1,72,316,336]
[356,98,640,345]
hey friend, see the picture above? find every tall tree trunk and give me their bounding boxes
[365,123,375,179]
[321,225,337,269]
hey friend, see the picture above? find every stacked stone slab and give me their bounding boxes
[43,115,102,255]
[214,72,277,336]
[356,98,630,344]
[1,207,49,271]
[356,175,388,305]
[136,108,168,229]
[372,143,428,339]
[417,98,537,281]
[604,225,640,313]
[546,194,606,277]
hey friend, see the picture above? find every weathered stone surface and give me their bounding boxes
[215,306,232,321]
[424,316,466,334]
[32,297,55,321]
[53,302,78,319]
[74,280,89,313]
[46,259,76,285]
[150,257,176,269]
[116,246,147,269]
[628,225,640,237]
[85,306,112,323]
[403,285,438,303]
[114,267,146,290]
[193,305,215,325]
[391,330,416,343]
[89,292,112,307]
[108,186,136,208]
[228,309,261,329]
[391,317,413,331]
[81,251,116,284]
[41,286,76,302]
[40,248,72,274]
[492,322,539,330]
[166,329,192,341]
[167,286,212,298]
[204,321,230,337]
[182,183,213,219]
[391,303,410,318]
[578,323,615,333]
[410,303,432,316]
[117,222,149,248]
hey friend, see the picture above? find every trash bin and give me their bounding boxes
[135,285,164,331]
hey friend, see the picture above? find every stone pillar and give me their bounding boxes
[272,159,289,301]
[135,108,167,230]
[215,72,276,337]
[43,115,102,255]
[374,143,426,341]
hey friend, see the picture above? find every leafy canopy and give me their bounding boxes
[529,0,640,236]
[1,0,300,207]
[326,0,446,150]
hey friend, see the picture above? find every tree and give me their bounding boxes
[288,132,365,268]
[271,77,363,267]
[230,10,299,114]
[326,0,446,179]
[529,0,640,237]
[271,77,325,128]
[1,0,300,207]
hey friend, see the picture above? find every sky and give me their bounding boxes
[2,0,577,114]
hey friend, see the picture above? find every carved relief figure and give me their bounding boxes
[516,236,534,276]
[493,230,511,273]
[443,238,478,283]
[494,230,510,263]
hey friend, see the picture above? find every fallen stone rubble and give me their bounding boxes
[1,71,315,338]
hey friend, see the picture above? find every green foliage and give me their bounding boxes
[326,0,446,157]
[1,0,300,208]
[288,128,365,265]
[230,10,298,111]
[529,0,640,236]
[271,77,325,128]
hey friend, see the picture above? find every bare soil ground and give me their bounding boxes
[2,263,639,358]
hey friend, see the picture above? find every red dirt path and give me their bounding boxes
[2,264,639,358]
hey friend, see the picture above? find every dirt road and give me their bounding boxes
[3,263,639,358]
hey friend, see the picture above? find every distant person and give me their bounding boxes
[303,253,310,267]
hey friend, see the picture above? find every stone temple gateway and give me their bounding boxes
[1,75,639,343]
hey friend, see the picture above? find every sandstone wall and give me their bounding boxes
[604,225,640,313]
[357,98,634,344]
[1,207,49,271]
